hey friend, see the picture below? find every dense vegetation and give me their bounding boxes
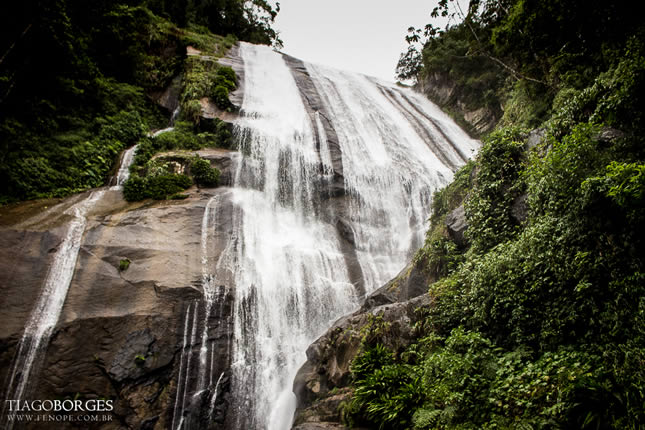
[346,1,645,428]
[0,0,277,204]
[122,122,224,201]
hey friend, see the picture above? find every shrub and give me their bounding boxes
[147,174,192,200]
[119,258,131,271]
[215,120,233,147]
[123,173,192,201]
[465,127,526,252]
[123,175,148,201]
[183,99,203,125]
[346,344,423,429]
[216,66,237,87]
[191,157,220,187]
[212,85,230,110]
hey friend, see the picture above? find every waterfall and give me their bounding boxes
[172,195,233,430]
[1,190,105,429]
[207,42,478,429]
[222,43,357,429]
[197,196,220,393]
[111,144,138,189]
[304,64,478,287]
[151,106,181,138]
[151,127,175,138]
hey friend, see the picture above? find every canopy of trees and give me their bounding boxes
[0,0,279,203]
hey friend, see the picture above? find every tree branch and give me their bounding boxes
[0,23,33,67]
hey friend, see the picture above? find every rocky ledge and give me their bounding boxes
[291,258,437,430]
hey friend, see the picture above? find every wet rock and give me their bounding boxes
[597,127,625,143]
[446,204,468,246]
[361,258,430,311]
[196,148,238,186]
[293,424,348,430]
[150,74,182,113]
[335,218,356,246]
[526,127,546,151]
[511,193,529,224]
[0,189,236,429]
[292,388,352,429]
[283,54,345,194]
[419,72,499,136]
[217,43,245,109]
[292,272,433,429]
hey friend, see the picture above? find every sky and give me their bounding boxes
[273,0,459,83]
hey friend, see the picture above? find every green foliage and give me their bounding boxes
[350,31,645,425]
[414,237,461,279]
[498,79,552,129]
[180,57,238,118]
[349,326,643,429]
[1,109,146,202]
[346,344,422,429]
[216,66,237,87]
[584,161,645,211]
[148,0,281,46]
[181,28,236,56]
[190,157,220,187]
[350,344,394,382]
[183,99,203,125]
[119,258,131,271]
[123,173,192,201]
[413,161,475,277]
[215,119,234,148]
[0,0,254,204]
[430,160,474,226]
[465,127,526,252]
[212,85,231,109]
[122,175,147,201]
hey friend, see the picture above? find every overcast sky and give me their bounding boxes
[273,0,459,82]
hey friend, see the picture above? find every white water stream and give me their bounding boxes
[111,144,138,188]
[2,123,148,428]
[2,190,105,428]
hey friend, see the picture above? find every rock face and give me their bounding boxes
[419,72,499,136]
[446,204,468,247]
[291,259,435,429]
[0,186,235,429]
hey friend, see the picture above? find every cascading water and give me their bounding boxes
[304,64,478,287]
[1,190,105,429]
[211,42,479,429]
[224,43,358,429]
[172,195,233,429]
[151,106,181,138]
[1,128,146,428]
[112,145,138,188]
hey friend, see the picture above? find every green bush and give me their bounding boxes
[346,344,422,429]
[212,85,230,110]
[119,258,131,271]
[123,175,148,201]
[215,119,233,147]
[190,157,220,187]
[183,99,203,125]
[147,174,192,200]
[465,127,526,252]
[216,66,237,87]
[123,173,192,201]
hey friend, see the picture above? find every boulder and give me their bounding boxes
[446,204,468,246]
